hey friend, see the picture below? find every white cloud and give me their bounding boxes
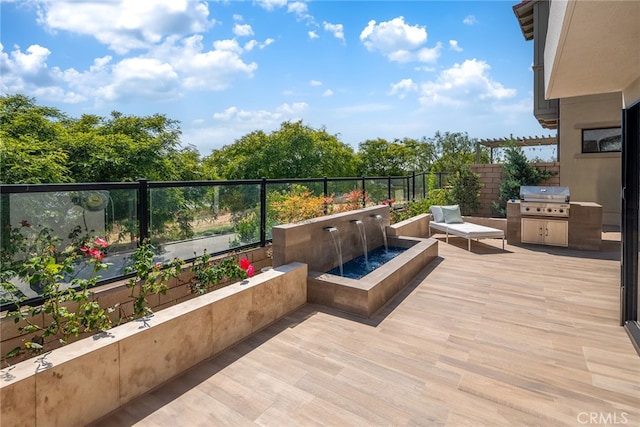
[10,44,50,75]
[213,39,243,54]
[308,30,319,39]
[0,42,87,103]
[323,22,345,42]
[153,35,258,91]
[262,38,275,48]
[1,28,263,105]
[213,106,278,122]
[310,80,322,86]
[95,57,180,102]
[287,1,316,26]
[243,38,274,51]
[35,0,213,55]
[277,102,308,114]
[359,17,440,63]
[463,15,478,26]
[322,89,333,97]
[417,59,516,107]
[287,2,308,15]
[213,102,308,126]
[233,23,254,37]
[256,0,288,11]
[388,78,418,99]
[449,40,463,52]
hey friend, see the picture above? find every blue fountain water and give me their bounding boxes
[328,246,407,279]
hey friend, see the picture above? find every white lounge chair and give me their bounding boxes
[429,205,505,252]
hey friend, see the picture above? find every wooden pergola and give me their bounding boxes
[476,134,558,163]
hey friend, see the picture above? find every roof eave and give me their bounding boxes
[513,0,538,41]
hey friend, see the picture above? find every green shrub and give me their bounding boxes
[449,166,482,215]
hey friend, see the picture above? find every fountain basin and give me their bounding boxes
[307,236,437,317]
[328,246,407,279]
[272,205,439,318]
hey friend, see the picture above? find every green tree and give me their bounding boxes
[1,95,200,184]
[356,137,435,176]
[204,120,357,179]
[62,111,186,182]
[356,138,407,176]
[400,137,437,173]
[449,166,482,215]
[430,131,488,173]
[0,95,71,183]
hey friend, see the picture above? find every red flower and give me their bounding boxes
[88,248,104,260]
[239,258,251,270]
[80,247,90,255]
[155,262,163,269]
[94,237,108,248]
[246,265,255,278]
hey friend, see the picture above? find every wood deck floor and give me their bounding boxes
[93,231,640,427]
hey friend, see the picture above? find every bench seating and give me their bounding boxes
[429,204,505,252]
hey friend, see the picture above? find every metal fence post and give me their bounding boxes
[260,177,267,246]
[138,178,149,244]
[423,173,427,198]
[411,171,416,202]
[323,177,328,214]
[387,176,392,201]
[361,176,366,207]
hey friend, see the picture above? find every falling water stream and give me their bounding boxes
[352,220,368,266]
[325,226,343,276]
[372,214,388,252]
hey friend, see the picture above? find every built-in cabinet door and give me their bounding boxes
[521,218,544,244]
[544,220,569,247]
[521,218,568,247]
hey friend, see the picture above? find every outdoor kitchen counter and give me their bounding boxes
[506,200,603,250]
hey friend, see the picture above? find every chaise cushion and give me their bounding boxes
[442,205,464,224]
[430,205,444,223]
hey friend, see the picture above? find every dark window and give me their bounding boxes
[582,127,622,153]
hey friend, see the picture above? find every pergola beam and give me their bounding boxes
[476,135,557,163]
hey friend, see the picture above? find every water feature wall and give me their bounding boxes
[272,205,390,273]
[272,205,439,318]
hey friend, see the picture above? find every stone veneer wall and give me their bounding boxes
[470,162,560,217]
[0,262,306,427]
[0,246,273,365]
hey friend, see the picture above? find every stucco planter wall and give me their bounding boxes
[0,262,307,427]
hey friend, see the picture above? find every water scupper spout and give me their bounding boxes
[325,226,343,276]
[351,220,368,266]
[372,215,388,252]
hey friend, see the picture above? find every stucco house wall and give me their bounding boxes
[558,92,622,226]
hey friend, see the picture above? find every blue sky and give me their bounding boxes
[0,0,556,157]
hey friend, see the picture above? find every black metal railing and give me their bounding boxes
[0,171,448,308]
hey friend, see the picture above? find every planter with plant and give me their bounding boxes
[188,250,254,295]
[2,224,114,362]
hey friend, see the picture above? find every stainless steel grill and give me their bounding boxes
[519,186,570,217]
